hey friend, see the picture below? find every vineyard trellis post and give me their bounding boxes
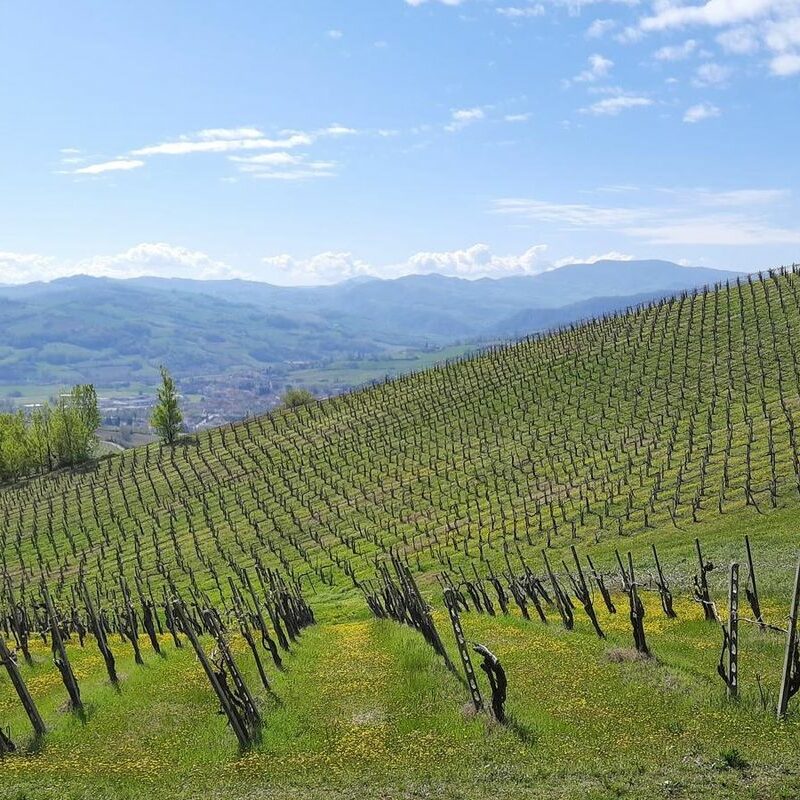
[172,600,251,748]
[744,535,764,630]
[443,588,483,713]
[717,562,739,699]
[626,553,649,656]
[777,557,800,720]
[694,538,718,622]
[651,544,676,619]
[0,634,46,737]
[43,584,83,715]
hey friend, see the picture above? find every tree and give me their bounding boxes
[71,384,101,433]
[280,387,316,410]
[151,366,183,444]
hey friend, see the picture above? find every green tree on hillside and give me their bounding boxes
[280,387,316,410]
[151,366,183,444]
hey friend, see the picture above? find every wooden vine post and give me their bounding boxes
[651,544,677,619]
[777,558,800,720]
[569,546,604,639]
[81,582,118,686]
[172,600,251,748]
[744,535,764,629]
[694,538,718,622]
[627,553,649,656]
[717,562,739,699]
[0,634,46,737]
[443,588,483,712]
[43,584,83,715]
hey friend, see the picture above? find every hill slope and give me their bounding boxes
[2,266,800,800]
[0,260,739,388]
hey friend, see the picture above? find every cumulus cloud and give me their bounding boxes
[260,243,553,285]
[0,252,58,284]
[0,244,242,284]
[636,0,800,78]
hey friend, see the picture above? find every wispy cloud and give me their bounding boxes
[61,124,358,181]
[445,107,486,132]
[586,18,617,38]
[692,61,732,86]
[493,187,800,246]
[497,5,545,18]
[72,159,145,175]
[131,129,313,157]
[581,92,653,116]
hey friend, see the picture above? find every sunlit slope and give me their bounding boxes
[2,268,800,604]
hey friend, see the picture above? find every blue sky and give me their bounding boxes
[1,0,799,285]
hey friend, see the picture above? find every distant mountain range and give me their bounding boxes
[0,260,742,390]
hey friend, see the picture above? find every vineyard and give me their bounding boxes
[3,266,800,799]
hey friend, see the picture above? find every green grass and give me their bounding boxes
[3,268,800,797]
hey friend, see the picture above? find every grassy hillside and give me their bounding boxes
[2,267,800,799]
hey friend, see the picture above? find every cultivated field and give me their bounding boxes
[3,267,800,799]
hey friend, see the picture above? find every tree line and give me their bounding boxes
[0,365,312,484]
[0,385,101,483]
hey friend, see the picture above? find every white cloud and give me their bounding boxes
[72,159,145,175]
[554,251,636,267]
[405,0,464,5]
[228,152,337,180]
[587,18,617,37]
[571,53,614,83]
[640,0,780,33]
[717,24,761,52]
[683,101,721,122]
[493,187,800,246]
[77,243,241,279]
[445,107,486,131]
[0,244,242,284]
[771,50,800,73]
[327,29,343,39]
[261,243,552,285]
[581,93,653,115]
[0,252,58,284]
[692,61,732,85]
[504,112,532,121]
[497,5,546,18]
[654,38,699,59]
[131,131,313,156]
[636,0,800,78]
[407,243,549,276]
[61,124,358,182]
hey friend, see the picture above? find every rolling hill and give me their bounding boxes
[1,265,799,800]
[0,260,739,391]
